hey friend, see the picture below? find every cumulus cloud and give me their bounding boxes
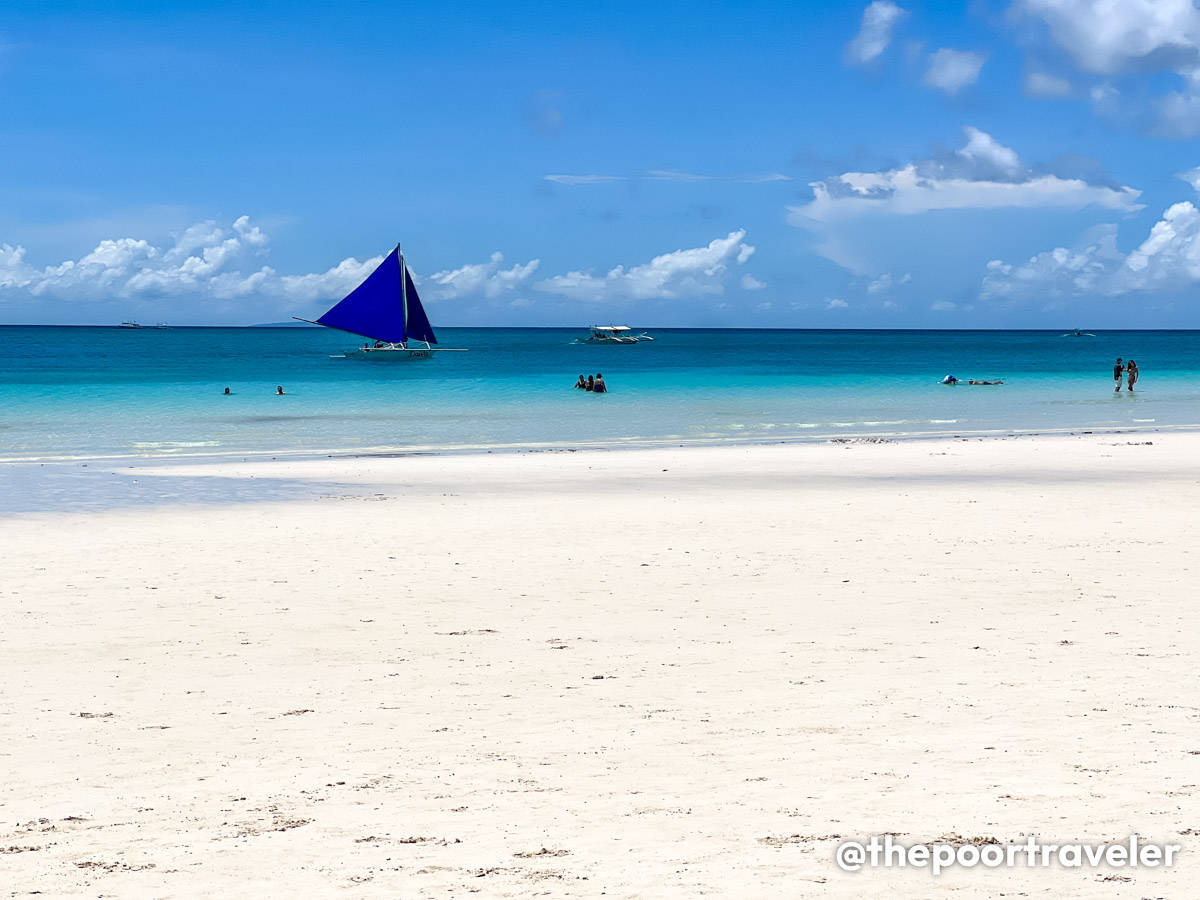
[423,252,540,299]
[826,297,849,309]
[277,256,384,304]
[1013,0,1200,134]
[790,127,1141,225]
[980,226,1121,299]
[866,272,911,293]
[846,1,908,65]
[534,230,755,302]
[981,167,1200,299]
[1025,70,1073,97]
[0,216,292,304]
[0,216,540,315]
[1013,0,1200,75]
[923,48,987,94]
[930,300,957,311]
[0,218,762,318]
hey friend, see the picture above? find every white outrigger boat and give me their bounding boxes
[296,244,467,359]
[577,325,655,344]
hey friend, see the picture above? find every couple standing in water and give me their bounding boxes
[1113,358,1139,392]
[574,373,607,393]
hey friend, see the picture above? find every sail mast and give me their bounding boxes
[397,243,408,346]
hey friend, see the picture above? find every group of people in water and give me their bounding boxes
[942,359,1143,392]
[230,360,1141,399]
[221,386,286,395]
[1114,358,1139,392]
[574,373,608,393]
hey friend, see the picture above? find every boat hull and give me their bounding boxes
[340,347,437,359]
[577,334,653,344]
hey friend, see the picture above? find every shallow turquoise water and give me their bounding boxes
[1,326,1197,461]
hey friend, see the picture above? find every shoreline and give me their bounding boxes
[1,418,1197,471]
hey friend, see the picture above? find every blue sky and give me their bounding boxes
[4,0,1200,326]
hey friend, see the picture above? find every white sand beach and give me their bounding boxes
[2,433,1197,897]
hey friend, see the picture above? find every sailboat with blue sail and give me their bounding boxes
[295,244,466,358]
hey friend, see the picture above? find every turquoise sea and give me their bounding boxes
[2,326,1198,464]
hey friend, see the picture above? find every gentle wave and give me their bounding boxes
[130,441,222,451]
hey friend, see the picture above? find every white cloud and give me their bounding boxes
[544,174,626,185]
[1179,163,1200,192]
[958,126,1024,180]
[980,227,1120,299]
[737,173,792,183]
[923,49,987,94]
[534,230,755,302]
[826,297,849,309]
[846,1,908,65]
[277,256,383,304]
[867,272,911,293]
[1025,71,1073,97]
[981,168,1200,299]
[790,127,1141,225]
[930,300,957,311]
[646,169,712,183]
[0,216,540,313]
[423,252,540,299]
[0,219,761,317]
[3,216,282,304]
[1013,0,1200,134]
[1012,0,1200,75]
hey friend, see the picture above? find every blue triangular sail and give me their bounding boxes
[316,248,407,343]
[402,267,438,345]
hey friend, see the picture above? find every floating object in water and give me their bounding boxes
[576,325,654,344]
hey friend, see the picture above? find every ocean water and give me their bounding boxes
[1,326,1198,463]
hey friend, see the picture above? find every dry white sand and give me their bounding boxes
[2,433,1197,897]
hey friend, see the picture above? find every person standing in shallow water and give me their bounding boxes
[1113,358,1124,393]
[592,373,607,394]
[1127,360,1139,391]
[585,375,594,392]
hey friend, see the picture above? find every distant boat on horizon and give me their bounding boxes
[576,325,655,344]
[118,321,142,329]
[296,244,466,359]
[1063,328,1096,337]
